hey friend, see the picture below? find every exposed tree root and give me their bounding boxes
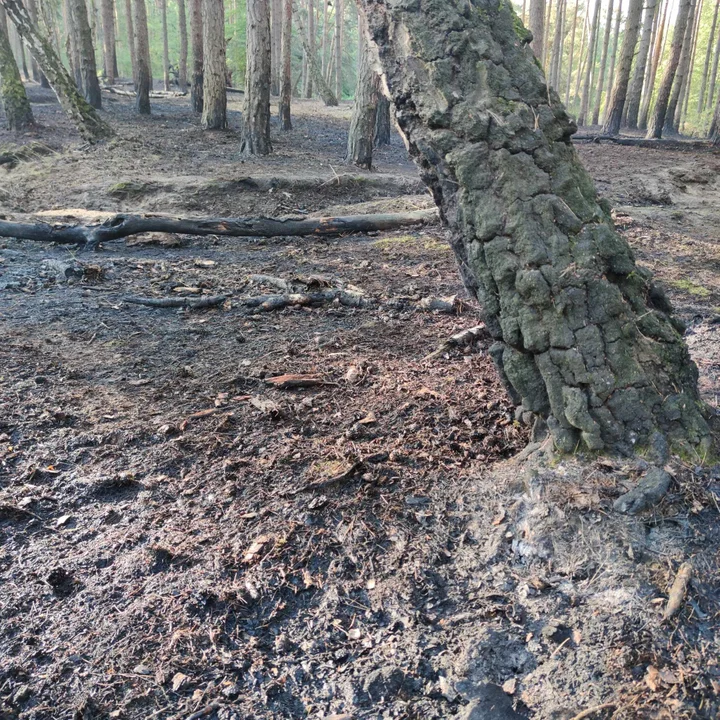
[0,209,438,251]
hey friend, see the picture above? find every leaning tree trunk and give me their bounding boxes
[294,3,338,105]
[346,12,378,168]
[25,0,41,81]
[241,0,272,154]
[279,0,291,129]
[578,0,601,126]
[0,5,34,130]
[528,0,545,63]
[178,0,188,90]
[591,0,614,125]
[602,0,643,134]
[375,89,391,145]
[201,0,227,129]
[123,0,136,84]
[664,0,696,134]
[190,0,203,112]
[100,0,116,82]
[359,0,711,458]
[159,0,170,90]
[69,0,102,107]
[646,0,692,137]
[624,0,656,128]
[0,0,112,140]
[133,0,151,113]
[639,0,668,130]
[697,0,719,113]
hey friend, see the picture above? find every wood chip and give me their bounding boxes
[243,535,270,563]
[663,562,693,621]
[264,373,324,389]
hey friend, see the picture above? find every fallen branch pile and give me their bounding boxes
[0,209,438,251]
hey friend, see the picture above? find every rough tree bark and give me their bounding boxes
[697,0,719,113]
[123,0,136,84]
[639,0,668,130]
[159,0,170,90]
[346,11,378,168]
[133,0,151,113]
[279,0,291,129]
[69,0,102,108]
[528,0,545,63]
[201,0,227,129]
[100,0,117,83]
[334,0,342,99]
[591,0,614,125]
[602,0,643,134]
[624,0,656,129]
[241,0,272,154]
[178,0,188,90]
[374,88,391,145]
[664,0,696,134]
[0,0,112,140]
[578,0,601,126]
[190,0,203,112]
[359,0,710,457]
[0,4,34,130]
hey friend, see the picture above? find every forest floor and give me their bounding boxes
[1,87,720,720]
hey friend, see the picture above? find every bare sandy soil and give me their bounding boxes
[1,88,720,720]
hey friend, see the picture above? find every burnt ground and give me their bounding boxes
[1,87,720,720]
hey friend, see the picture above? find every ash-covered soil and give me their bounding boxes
[1,88,720,720]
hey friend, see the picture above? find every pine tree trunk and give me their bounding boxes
[241,0,272,154]
[100,0,117,83]
[25,0,40,81]
[178,0,188,90]
[64,0,82,87]
[201,0,227,129]
[578,0,601,126]
[572,9,590,109]
[359,0,711,457]
[677,0,702,130]
[68,0,102,108]
[542,0,552,69]
[123,0,136,84]
[190,0,203,111]
[591,0,614,125]
[602,2,622,123]
[0,0,112,139]
[639,0,668,129]
[0,5,34,130]
[602,0,643,134]
[132,0,151,113]
[664,0,696,134]
[270,0,281,95]
[279,0,291,129]
[334,0,342,99]
[159,0,170,91]
[294,3,337,105]
[305,0,314,98]
[625,0,657,128]
[710,87,720,141]
[321,0,328,75]
[347,12,377,168]
[529,0,545,63]
[708,5,720,119]
[16,27,29,79]
[564,0,579,105]
[697,0,719,112]
[374,90,391,146]
[549,0,565,89]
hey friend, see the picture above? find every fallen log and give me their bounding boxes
[0,209,438,251]
[572,133,714,150]
[123,295,227,309]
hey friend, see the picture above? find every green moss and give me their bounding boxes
[670,279,711,298]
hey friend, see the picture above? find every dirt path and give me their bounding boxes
[1,91,720,720]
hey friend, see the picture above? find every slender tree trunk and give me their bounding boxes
[698,0,719,112]
[347,11,377,168]
[190,0,203,111]
[0,0,112,139]
[542,0,552,69]
[132,0,151,113]
[123,0,136,84]
[647,0,692,137]
[549,0,565,89]
[16,27,29,79]
[159,0,170,91]
[639,0,668,129]
[602,0,643,134]
[602,2,622,122]
[100,0,117,82]
[564,0,579,105]
[64,0,81,86]
[677,0,703,129]
[359,0,711,457]
[321,0,328,75]
[625,0,657,128]
[573,8,590,108]
[708,5,720,121]
[294,4,337,104]
[374,89,391,145]
[305,0,315,97]
[529,0,545,63]
[279,0,291,129]
[241,0,272,154]
[201,0,227,128]
[0,5,34,129]
[67,0,102,107]
[578,0,601,126]
[664,0,697,134]
[25,0,40,80]
[178,0,188,90]
[710,85,720,140]
[334,0,342,99]
[270,0,281,95]
[591,0,613,124]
